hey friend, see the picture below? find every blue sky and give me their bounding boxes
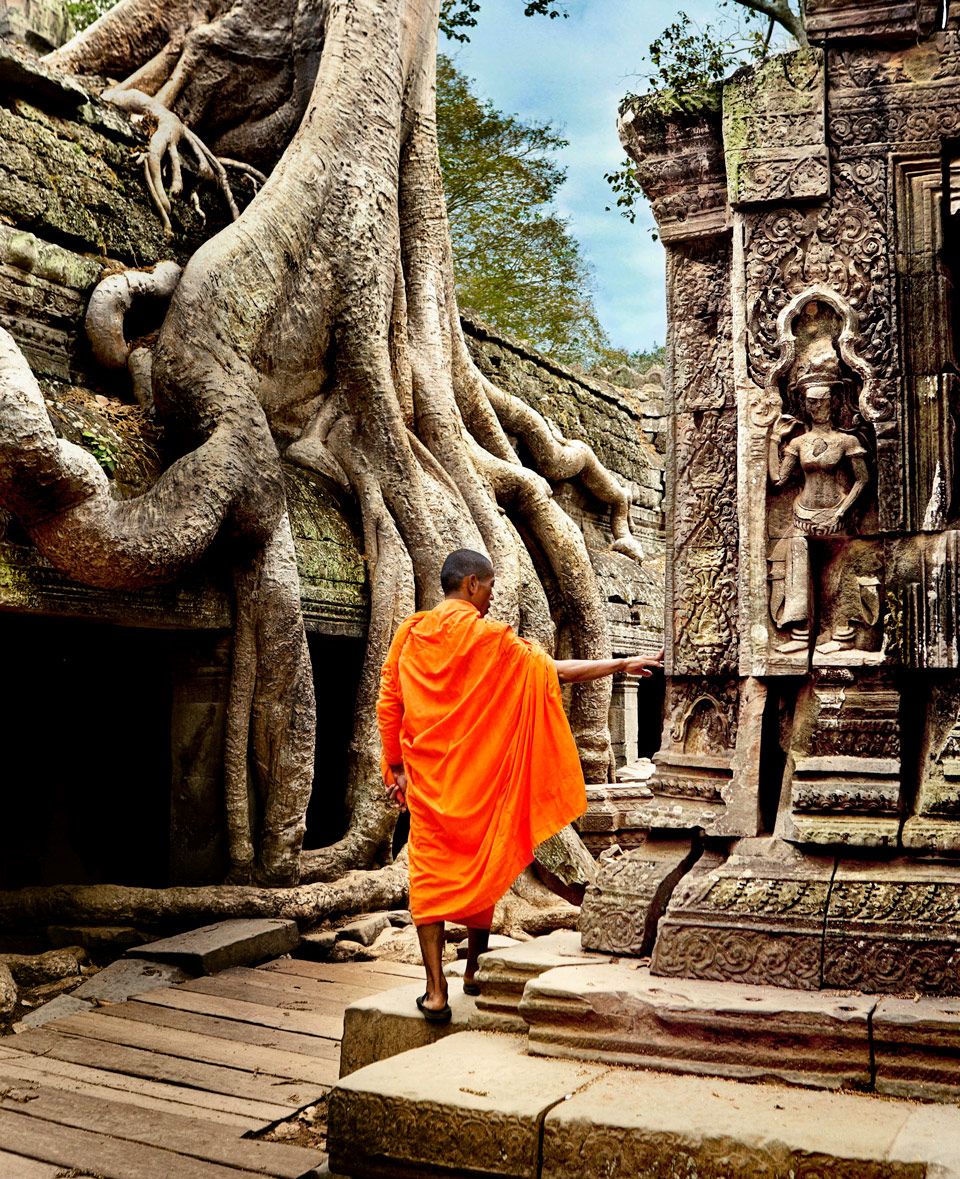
[446,0,725,354]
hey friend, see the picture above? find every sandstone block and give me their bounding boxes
[299,931,338,959]
[474,929,613,1018]
[873,994,960,1101]
[16,993,93,1029]
[74,958,192,1002]
[129,918,299,975]
[329,1031,608,1178]
[651,838,834,990]
[822,858,960,995]
[339,981,526,1077]
[456,934,520,959]
[541,1068,959,1179]
[580,840,697,957]
[521,962,874,1091]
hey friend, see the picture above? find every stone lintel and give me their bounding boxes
[129,918,299,976]
[522,962,873,1091]
[806,0,940,44]
[794,756,900,776]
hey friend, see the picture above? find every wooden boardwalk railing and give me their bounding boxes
[0,956,424,1178]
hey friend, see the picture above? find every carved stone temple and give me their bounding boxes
[580,0,960,998]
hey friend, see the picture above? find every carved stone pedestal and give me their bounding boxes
[823,859,960,994]
[651,838,960,996]
[651,839,831,990]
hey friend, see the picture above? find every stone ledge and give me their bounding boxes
[339,981,526,1078]
[873,994,960,1102]
[327,1030,960,1179]
[520,962,874,1091]
[541,1068,960,1179]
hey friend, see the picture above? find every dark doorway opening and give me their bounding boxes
[637,671,666,759]
[0,613,173,889]
[303,632,366,852]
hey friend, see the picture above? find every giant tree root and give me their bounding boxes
[494,868,580,939]
[13,0,651,886]
[0,854,409,933]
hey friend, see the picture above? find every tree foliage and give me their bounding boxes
[437,54,608,364]
[64,0,114,32]
[440,0,566,43]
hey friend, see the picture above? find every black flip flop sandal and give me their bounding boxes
[462,980,481,996]
[416,993,452,1023]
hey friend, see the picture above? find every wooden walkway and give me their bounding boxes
[0,955,424,1178]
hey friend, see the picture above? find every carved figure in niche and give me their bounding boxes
[765,297,875,655]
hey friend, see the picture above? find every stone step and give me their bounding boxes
[521,962,874,1090]
[520,961,960,1101]
[327,1030,960,1179]
[540,1068,960,1179]
[474,929,613,1018]
[329,1031,608,1178]
[339,979,525,1077]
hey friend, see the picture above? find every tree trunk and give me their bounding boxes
[0,0,648,888]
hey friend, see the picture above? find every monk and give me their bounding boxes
[377,548,663,1021]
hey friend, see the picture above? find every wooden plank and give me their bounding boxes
[218,965,381,1004]
[0,1054,264,1132]
[47,1010,339,1087]
[98,999,341,1060]
[0,1081,324,1179]
[137,986,344,1040]
[8,1029,326,1109]
[0,1108,275,1179]
[0,1149,62,1179]
[264,958,424,985]
[0,1051,285,1122]
[260,959,410,993]
[180,974,351,1016]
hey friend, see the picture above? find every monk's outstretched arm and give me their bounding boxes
[554,650,664,683]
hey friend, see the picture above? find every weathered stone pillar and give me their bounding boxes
[608,673,638,768]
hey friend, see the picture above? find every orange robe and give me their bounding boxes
[377,598,586,926]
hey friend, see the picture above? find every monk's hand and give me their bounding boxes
[387,768,408,813]
[622,648,664,677]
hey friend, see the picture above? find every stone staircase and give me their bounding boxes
[327,931,960,1178]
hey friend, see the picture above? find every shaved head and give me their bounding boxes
[440,549,494,593]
